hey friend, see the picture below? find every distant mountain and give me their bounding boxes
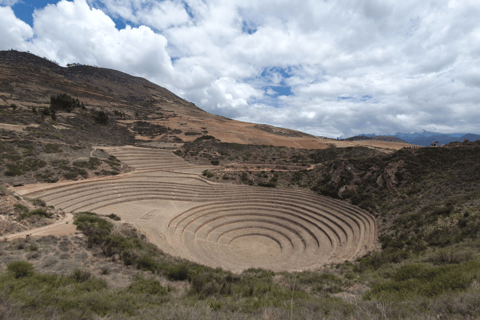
[343,130,480,146]
[342,135,407,143]
[460,133,480,142]
[393,131,479,146]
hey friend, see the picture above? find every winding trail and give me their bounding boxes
[13,146,377,273]
[3,213,76,241]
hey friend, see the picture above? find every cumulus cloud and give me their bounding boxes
[88,0,190,30]
[28,0,173,80]
[0,6,33,51]
[3,0,480,137]
[0,0,20,6]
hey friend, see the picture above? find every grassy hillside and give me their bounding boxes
[1,211,480,320]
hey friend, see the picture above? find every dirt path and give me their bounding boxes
[3,213,76,241]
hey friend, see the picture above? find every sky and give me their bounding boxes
[0,0,479,138]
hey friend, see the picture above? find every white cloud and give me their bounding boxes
[0,6,33,51]
[2,0,480,137]
[27,0,173,80]
[0,0,20,6]
[88,0,190,30]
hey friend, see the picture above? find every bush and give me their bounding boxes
[355,249,410,272]
[40,107,50,116]
[29,198,46,207]
[367,262,479,300]
[106,213,121,221]
[5,159,47,176]
[50,108,56,120]
[14,204,29,214]
[44,144,63,153]
[74,212,113,246]
[93,110,109,124]
[50,93,84,112]
[128,275,168,295]
[202,170,214,178]
[426,249,474,265]
[73,157,101,170]
[7,261,34,278]
[165,264,189,281]
[194,135,216,142]
[71,269,91,282]
[136,255,158,272]
[211,160,219,165]
[20,209,52,220]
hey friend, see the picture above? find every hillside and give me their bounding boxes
[0,49,353,149]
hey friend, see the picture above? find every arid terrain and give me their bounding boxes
[1,51,480,320]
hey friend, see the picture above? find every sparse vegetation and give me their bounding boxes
[43,143,63,153]
[50,93,84,112]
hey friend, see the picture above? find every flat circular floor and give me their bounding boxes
[230,234,282,263]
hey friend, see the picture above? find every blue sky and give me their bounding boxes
[1,0,479,138]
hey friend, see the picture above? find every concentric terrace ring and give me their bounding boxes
[24,146,376,272]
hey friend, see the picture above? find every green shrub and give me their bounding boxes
[211,160,219,165]
[5,158,47,176]
[106,213,121,221]
[63,171,78,180]
[50,93,84,112]
[136,255,158,272]
[202,170,214,178]
[73,157,101,170]
[165,264,189,281]
[128,275,168,295]
[44,143,63,153]
[93,110,109,124]
[258,181,277,187]
[426,249,474,265]
[355,249,410,272]
[34,169,58,183]
[194,135,216,142]
[29,198,46,207]
[7,261,34,278]
[50,108,56,120]
[173,150,183,157]
[63,167,88,180]
[74,212,113,246]
[14,204,29,214]
[367,262,480,300]
[20,209,52,220]
[121,251,137,266]
[71,269,91,282]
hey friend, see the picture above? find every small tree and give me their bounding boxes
[94,111,109,124]
[50,107,56,121]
